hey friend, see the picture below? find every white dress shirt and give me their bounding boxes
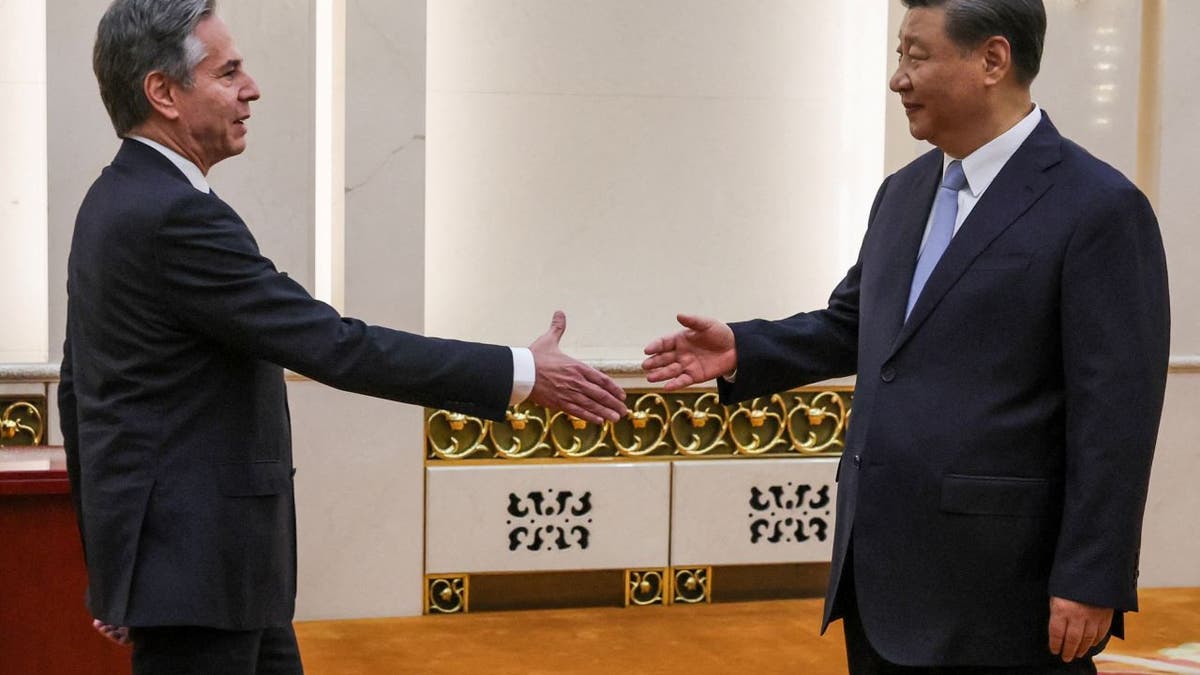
[130,135,211,193]
[129,135,535,405]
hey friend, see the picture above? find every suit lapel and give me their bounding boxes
[887,116,1064,359]
[876,152,942,345]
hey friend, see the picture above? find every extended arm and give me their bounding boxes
[153,197,624,422]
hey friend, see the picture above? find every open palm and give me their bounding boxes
[642,314,737,390]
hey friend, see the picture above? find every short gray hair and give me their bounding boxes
[93,0,216,137]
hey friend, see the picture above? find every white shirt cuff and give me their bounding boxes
[509,347,536,405]
[721,368,737,383]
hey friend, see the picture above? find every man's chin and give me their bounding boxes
[907,122,930,143]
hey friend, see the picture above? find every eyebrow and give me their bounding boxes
[215,59,242,72]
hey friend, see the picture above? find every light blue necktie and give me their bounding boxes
[905,160,967,319]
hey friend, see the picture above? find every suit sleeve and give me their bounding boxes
[1049,184,1170,611]
[58,323,87,562]
[151,195,513,420]
[718,176,892,403]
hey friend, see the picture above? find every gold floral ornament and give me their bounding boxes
[625,569,667,606]
[488,405,551,459]
[669,393,730,455]
[0,401,43,446]
[426,576,468,614]
[609,393,671,456]
[548,411,612,458]
[426,410,490,459]
[786,390,847,453]
[672,567,711,604]
[729,394,789,455]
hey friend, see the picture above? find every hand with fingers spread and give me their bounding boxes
[528,311,628,425]
[92,618,131,646]
[1048,596,1113,662]
[642,314,737,391]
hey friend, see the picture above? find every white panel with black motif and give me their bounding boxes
[426,463,670,573]
[671,458,837,565]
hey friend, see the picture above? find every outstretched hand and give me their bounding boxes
[642,314,737,390]
[528,311,627,425]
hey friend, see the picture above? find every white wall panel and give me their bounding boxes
[427,463,670,573]
[672,458,837,566]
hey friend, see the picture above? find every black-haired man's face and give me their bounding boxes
[889,7,991,157]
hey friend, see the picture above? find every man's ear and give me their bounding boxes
[981,35,1013,86]
[143,71,181,121]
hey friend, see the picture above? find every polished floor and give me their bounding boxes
[294,588,1200,674]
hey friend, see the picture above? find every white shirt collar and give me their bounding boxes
[129,135,211,194]
[946,104,1042,198]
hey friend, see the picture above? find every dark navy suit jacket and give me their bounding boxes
[720,115,1169,667]
[60,139,512,630]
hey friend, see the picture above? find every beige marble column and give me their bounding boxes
[1,1,48,362]
[291,0,431,620]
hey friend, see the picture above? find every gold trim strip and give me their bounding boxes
[426,388,852,463]
[1135,0,1162,206]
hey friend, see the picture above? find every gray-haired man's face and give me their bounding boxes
[170,15,260,171]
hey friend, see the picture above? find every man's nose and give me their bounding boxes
[889,68,908,93]
[242,75,261,102]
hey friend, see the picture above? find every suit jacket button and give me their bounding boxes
[853,454,862,467]
[880,367,896,382]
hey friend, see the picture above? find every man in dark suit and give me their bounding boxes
[61,1,628,672]
[643,0,1169,672]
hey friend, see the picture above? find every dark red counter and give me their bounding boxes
[0,450,130,674]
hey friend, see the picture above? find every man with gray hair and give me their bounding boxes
[62,1,627,672]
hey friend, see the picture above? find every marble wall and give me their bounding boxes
[1142,0,1200,589]
[19,0,1200,622]
[1,2,48,362]
[425,0,889,361]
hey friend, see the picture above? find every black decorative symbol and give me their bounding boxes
[507,490,592,551]
[748,482,831,544]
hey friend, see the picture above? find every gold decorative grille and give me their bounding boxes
[426,388,851,462]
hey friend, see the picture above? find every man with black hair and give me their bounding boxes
[644,1,1168,672]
